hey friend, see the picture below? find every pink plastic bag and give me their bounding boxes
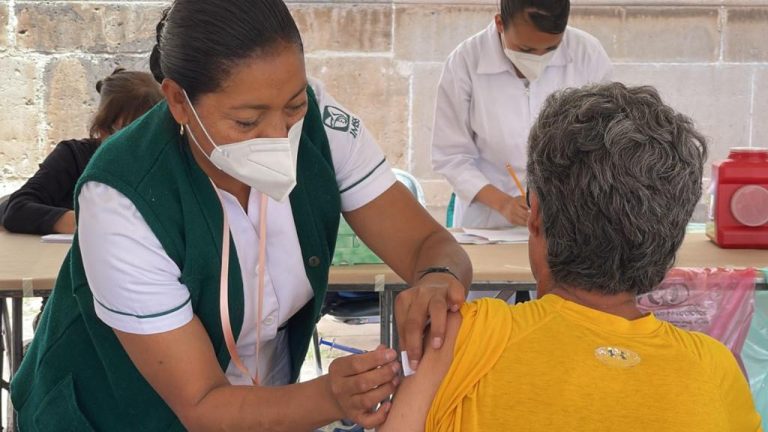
[636,268,756,366]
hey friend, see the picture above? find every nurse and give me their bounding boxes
[11,0,471,430]
[432,0,612,228]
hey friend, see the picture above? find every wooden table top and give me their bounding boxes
[2,230,765,293]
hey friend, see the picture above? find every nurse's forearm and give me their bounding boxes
[472,184,512,214]
[184,375,341,431]
[411,228,472,289]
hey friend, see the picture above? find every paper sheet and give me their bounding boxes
[41,234,74,244]
[453,227,529,244]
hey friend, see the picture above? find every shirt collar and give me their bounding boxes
[476,21,573,75]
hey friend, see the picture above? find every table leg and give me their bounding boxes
[11,299,21,378]
[381,289,392,348]
[311,327,323,377]
[391,291,402,352]
[8,299,20,432]
[0,300,5,432]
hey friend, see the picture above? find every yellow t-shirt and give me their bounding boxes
[426,296,763,432]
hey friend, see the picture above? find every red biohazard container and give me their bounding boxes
[706,147,768,249]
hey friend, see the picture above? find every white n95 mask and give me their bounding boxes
[501,35,556,81]
[183,90,303,202]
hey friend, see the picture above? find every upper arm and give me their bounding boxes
[432,53,475,153]
[712,343,763,431]
[78,182,193,334]
[3,142,80,233]
[379,310,462,432]
[311,79,397,213]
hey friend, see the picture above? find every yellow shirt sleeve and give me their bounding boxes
[708,338,764,431]
[425,299,512,432]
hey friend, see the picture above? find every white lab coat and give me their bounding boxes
[432,22,613,228]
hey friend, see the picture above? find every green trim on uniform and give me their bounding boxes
[11,87,340,431]
[339,158,386,194]
[93,296,192,320]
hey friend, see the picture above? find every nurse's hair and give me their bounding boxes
[526,83,707,296]
[149,0,303,102]
[500,0,570,34]
[90,68,163,140]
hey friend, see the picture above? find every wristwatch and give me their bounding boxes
[418,266,460,281]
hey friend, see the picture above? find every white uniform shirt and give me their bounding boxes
[78,79,396,386]
[432,22,612,228]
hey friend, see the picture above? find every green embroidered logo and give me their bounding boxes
[323,106,351,132]
[323,105,361,138]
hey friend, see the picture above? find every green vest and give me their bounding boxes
[11,88,341,431]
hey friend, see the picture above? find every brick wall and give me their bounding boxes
[1,0,767,222]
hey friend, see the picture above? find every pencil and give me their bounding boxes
[505,163,527,201]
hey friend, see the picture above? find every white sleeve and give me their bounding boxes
[78,182,193,335]
[592,40,613,83]
[430,52,491,203]
[310,79,397,212]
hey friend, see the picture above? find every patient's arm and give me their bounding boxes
[378,311,463,432]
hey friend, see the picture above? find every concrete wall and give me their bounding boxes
[1,0,767,222]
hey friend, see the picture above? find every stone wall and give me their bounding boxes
[1,0,767,222]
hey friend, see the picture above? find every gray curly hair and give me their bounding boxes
[527,83,708,295]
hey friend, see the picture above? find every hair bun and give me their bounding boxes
[149,45,165,83]
[149,7,171,84]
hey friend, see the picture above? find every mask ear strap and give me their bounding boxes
[185,124,213,161]
[182,90,221,151]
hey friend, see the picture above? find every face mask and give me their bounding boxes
[183,90,303,202]
[501,34,556,81]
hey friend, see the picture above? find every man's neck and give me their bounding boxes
[547,285,646,320]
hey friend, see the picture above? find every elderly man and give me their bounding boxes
[379,83,763,432]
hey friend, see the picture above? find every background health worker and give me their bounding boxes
[431,0,613,228]
[1,68,162,235]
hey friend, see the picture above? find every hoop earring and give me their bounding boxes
[180,124,185,136]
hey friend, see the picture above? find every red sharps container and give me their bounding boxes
[707,147,768,249]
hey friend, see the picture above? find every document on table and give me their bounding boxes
[452,227,529,244]
[41,234,74,244]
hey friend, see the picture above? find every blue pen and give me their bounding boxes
[319,338,366,355]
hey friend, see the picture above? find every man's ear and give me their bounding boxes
[161,79,190,127]
[527,191,543,238]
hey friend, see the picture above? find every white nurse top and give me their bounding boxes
[432,22,612,228]
[77,78,396,386]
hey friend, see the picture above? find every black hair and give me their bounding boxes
[500,0,570,34]
[149,0,303,102]
[90,68,163,139]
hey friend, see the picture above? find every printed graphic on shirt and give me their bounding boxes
[323,106,361,138]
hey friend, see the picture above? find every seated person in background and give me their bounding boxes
[380,83,763,432]
[2,68,162,234]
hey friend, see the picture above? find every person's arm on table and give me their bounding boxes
[3,141,87,234]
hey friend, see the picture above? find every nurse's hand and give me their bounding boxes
[499,195,529,226]
[396,272,465,371]
[327,346,400,429]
